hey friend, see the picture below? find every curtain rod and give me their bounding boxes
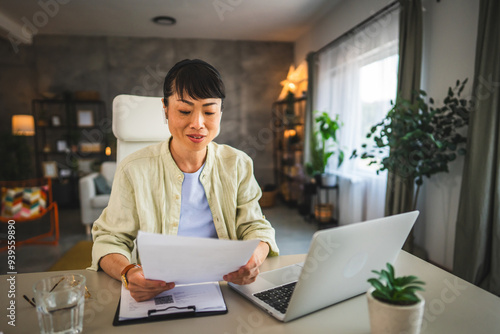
[314,0,399,56]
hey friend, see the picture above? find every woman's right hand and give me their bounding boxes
[126,266,175,302]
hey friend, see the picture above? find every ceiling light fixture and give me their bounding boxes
[152,16,176,26]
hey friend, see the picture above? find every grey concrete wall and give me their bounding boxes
[0,35,293,186]
[0,38,37,133]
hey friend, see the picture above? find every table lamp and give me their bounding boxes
[12,115,35,136]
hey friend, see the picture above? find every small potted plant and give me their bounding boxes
[305,111,344,186]
[367,263,425,334]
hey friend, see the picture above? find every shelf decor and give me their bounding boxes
[42,161,58,178]
[56,140,68,152]
[51,115,61,127]
[77,110,94,127]
[59,169,72,178]
[80,142,102,153]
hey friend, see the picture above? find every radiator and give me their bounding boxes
[333,172,386,225]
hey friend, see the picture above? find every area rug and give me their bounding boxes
[48,240,93,271]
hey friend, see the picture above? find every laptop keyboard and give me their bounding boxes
[253,282,297,314]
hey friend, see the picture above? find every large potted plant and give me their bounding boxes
[351,79,472,251]
[367,263,425,334]
[306,111,344,186]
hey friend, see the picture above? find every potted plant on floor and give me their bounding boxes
[351,79,472,252]
[367,263,426,334]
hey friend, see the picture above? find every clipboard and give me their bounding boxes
[112,295,228,326]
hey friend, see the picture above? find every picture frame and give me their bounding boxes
[51,115,61,127]
[56,140,68,152]
[77,110,94,127]
[77,158,95,175]
[59,168,72,178]
[42,161,58,178]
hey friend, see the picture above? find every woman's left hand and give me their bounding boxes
[223,241,270,285]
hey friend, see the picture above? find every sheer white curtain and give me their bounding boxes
[315,7,399,224]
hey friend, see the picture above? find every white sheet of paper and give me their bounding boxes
[119,282,226,320]
[137,231,260,284]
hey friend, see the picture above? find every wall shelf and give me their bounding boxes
[32,98,110,208]
[272,96,306,204]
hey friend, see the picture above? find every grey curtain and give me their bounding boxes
[453,0,500,297]
[385,0,423,217]
[303,52,316,167]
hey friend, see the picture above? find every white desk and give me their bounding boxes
[1,252,499,333]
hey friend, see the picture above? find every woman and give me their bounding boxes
[90,59,279,302]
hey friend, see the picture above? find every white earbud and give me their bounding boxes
[162,108,168,124]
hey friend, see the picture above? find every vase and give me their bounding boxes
[321,173,337,187]
[366,287,425,334]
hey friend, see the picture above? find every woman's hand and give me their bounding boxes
[99,253,175,302]
[126,266,175,302]
[223,241,269,285]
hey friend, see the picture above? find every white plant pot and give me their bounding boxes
[366,287,425,334]
[321,173,337,187]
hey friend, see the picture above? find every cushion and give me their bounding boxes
[1,187,23,217]
[1,185,49,218]
[94,174,111,195]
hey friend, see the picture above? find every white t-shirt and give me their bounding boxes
[177,164,217,238]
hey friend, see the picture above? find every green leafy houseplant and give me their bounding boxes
[306,112,345,177]
[368,263,425,306]
[351,79,471,210]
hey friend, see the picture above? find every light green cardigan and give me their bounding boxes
[89,138,279,271]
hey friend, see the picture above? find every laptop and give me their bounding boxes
[228,211,419,322]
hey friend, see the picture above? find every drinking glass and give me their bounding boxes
[33,274,86,334]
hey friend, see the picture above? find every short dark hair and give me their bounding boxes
[163,59,225,109]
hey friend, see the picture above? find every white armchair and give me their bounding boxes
[79,161,116,234]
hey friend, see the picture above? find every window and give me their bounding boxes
[355,53,398,173]
[314,7,399,222]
